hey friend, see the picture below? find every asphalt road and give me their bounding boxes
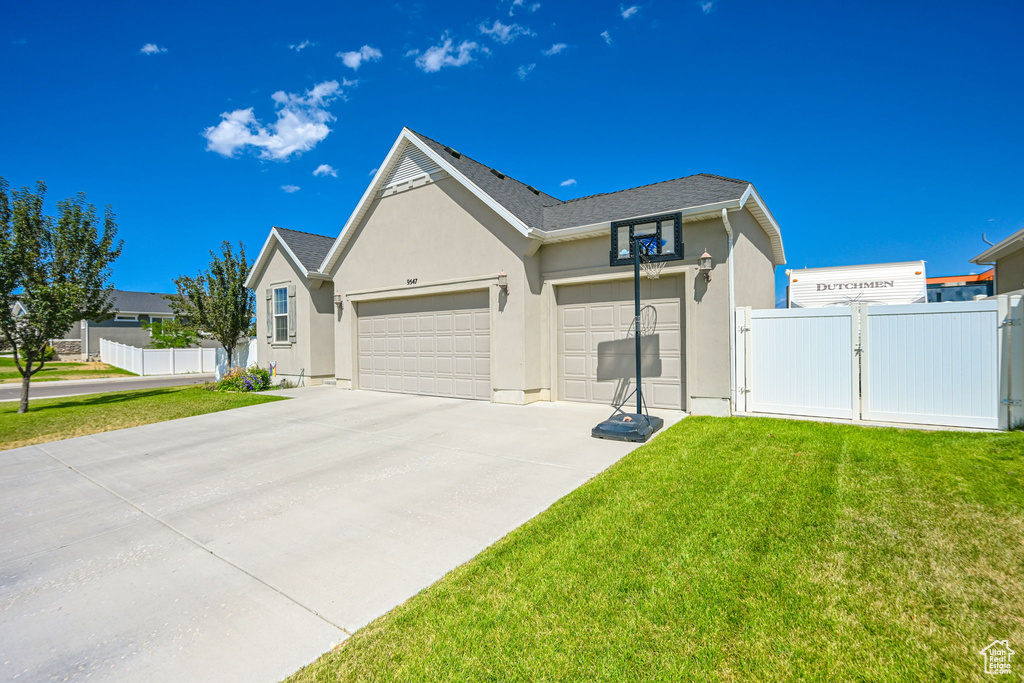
[0,373,215,402]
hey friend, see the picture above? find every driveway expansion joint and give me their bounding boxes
[31,442,352,637]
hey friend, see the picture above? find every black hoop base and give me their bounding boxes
[591,413,665,443]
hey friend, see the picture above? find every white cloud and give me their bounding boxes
[281,185,301,193]
[338,45,383,70]
[369,167,378,176]
[600,30,613,45]
[560,178,577,187]
[479,20,534,44]
[620,5,639,18]
[140,43,167,55]
[414,36,485,72]
[203,80,345,160]
[288,40,315,52]
[517,63,536,80]
[313,164,338,177]
[542,42,567,56]
[699,1,714,14]
[508,0,540,15]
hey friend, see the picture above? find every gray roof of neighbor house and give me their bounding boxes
[409,130,751,232]
[971,226,1024,264]
[106,289,175,315]
[275,227,336,270]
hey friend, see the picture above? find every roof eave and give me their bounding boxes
[244,227,330,289]
[739,185,786,266]
[535,199,742,244]
[319,128,535,275]
[971,226,1024,263]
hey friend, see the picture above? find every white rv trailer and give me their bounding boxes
[787,261,927,308]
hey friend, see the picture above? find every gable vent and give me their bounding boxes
[383,146,441,189]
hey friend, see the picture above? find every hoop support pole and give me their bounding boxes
[634,243,643,416]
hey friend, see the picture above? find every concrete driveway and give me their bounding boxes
[0,387,682,682]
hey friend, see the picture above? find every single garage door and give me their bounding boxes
[357,291,490,400]
[556,278,684,410]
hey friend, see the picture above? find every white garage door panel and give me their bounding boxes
[358,291,490,401]
[556,278,684,411]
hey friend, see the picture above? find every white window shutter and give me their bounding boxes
[287,285,297,343]
[265,289,272,340]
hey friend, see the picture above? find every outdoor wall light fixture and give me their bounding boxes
[699,250,713,282]
[333,293,343,311]
[497,271,510,296]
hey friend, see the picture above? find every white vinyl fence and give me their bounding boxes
[101,338,217,376]
[735,296,1023,430]
[101,338,259,379]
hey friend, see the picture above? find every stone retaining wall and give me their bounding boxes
[51,339,83,361]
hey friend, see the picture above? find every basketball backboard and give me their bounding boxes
[609,212,684,267]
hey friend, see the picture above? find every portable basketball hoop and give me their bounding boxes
[592,213,684,443]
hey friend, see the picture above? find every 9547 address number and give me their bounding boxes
[407,278,418,285]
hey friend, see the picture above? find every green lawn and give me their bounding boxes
[0,356,136,383]
[287,417,1024,682]
[1,385,286,450]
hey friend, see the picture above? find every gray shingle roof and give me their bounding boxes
[275,227,336,271]
[106,290,175,315]
[541,174,749,230]
[407,130,750,232]
[408,130,562,229]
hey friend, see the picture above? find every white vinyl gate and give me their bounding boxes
[862,302,999,428]
[741,307,856,420]
[735,297,1022,430]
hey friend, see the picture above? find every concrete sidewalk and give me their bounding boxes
[0,387,684,682]
[0,373,215,402]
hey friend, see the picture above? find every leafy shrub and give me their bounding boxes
[142,319,198,349]
[217,366,271,392]
[19,344,56,361]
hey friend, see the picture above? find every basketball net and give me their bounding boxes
[638,240,665,279]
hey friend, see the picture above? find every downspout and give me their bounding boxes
[722,208,736,413]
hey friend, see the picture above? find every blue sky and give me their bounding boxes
[3,0,1022,302]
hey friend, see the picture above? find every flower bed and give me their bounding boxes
[217,366,272,392]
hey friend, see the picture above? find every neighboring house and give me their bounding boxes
[246,128,785,415]
[971,227,1024,295]
[56,289,218,359]
[245,228,337,384]
[926,269,994,302]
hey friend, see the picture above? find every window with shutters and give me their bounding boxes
[273,287,289,342]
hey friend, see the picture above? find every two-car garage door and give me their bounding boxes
[357,291,490,400]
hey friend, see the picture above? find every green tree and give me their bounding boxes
[167,241,253,367]
[0,178,122,413]
[142,318,199,349]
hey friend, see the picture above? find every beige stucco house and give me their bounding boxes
[245,128,786,415]
[971,227,1024,296]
